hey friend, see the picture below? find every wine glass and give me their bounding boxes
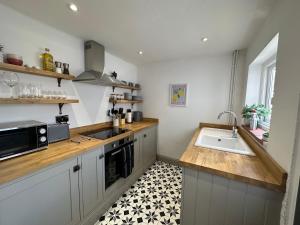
[0,71,20,98]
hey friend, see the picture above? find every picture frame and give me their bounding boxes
[169,83,188,107]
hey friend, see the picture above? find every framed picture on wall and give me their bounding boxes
[169,83,188,107]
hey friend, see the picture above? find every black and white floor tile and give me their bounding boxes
[95,161,182,225]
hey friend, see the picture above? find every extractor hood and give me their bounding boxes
[73,40,122,86]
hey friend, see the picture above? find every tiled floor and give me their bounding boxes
[95,161,182,225]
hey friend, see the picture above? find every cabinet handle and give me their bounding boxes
[134,138,138,142]
[99,154,104,159]
[144,134,147,138]
[73,165,81,172]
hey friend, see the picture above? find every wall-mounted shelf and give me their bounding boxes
[109,99,143,104]
[109,99,143,110]
[112,84,141,93]
[0,98,79,114]
[0,63,76,87]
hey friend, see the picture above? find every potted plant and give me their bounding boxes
[242,104,256,126]
[255,104,271,121]
[263,132,269,142]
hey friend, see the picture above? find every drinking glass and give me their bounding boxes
[0,71,20,98]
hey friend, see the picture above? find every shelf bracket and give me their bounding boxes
[57,78,62,87]
[112,86,116,92]
[58,103,64,115]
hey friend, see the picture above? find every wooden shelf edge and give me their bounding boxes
[109,99,143,104]
[0,63,76,80]
[0,98,79,104]
[112,84,141,91]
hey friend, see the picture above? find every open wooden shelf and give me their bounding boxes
[0,98,79,104]
[112,84,141,91]
[109,99,143,104]
[0,63,76,80]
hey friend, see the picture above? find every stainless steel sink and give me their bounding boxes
[195,127,255,156]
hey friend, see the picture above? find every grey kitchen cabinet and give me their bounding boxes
[132,131,143,175]
[80,146,104,218]
[0,157,80,225]
[141,126,157,169]
[181,167,283,225]
[133,125,157,173]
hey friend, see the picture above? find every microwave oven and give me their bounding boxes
[0,120,48,161]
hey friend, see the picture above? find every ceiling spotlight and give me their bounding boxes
[201,37,208,42]
[69,3,78,12]
[138,51,143,55]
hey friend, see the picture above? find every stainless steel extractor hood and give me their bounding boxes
[73,40,121,86]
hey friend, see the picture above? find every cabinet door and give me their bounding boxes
[80,147,104,218]
[133,132,142,174]
[142,126,157,169]
[0,158,80,225]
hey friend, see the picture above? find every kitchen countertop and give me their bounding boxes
[0,119,158,186]
[179,123,287,192]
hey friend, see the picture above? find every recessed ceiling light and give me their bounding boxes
[201,37,208,42]
[69,3,78,12]
[138,51,143,55]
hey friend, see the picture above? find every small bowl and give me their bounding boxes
[6,54,23,66]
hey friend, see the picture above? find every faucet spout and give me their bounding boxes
[217,111,238,138]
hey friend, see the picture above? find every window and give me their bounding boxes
[259,60,276,129]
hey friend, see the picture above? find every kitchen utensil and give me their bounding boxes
[128,82,134,87]
[63,63,70,75]
[133,111,143,122]
[0,71,19,98]
[118,108,123,114]
[6,54,23,66]
[135,83,141,88]
[124,92,132,100]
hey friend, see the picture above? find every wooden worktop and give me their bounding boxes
[179,123,287,192]
[0,119,158,186]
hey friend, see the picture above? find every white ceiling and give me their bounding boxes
[0,0,277,65]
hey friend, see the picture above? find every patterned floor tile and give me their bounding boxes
[95,161,182,225]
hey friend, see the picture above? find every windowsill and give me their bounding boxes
[242,125,265,145]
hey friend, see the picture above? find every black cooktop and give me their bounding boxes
[81,127,129,140]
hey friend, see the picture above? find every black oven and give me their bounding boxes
[0,120,48,161]
[105,135,134,189]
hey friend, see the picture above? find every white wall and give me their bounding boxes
[138,55,232,159]
[0,4,137,127]
[245,0,300,224]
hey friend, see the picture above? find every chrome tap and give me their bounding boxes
[217,111,238,138]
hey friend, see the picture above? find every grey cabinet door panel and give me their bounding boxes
[142,126,157,169]
[81,147,104,218]
[0,158,80,225]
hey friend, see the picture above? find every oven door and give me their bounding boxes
[0,127,38,160]
[105,146,125,189]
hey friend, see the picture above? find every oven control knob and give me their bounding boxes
[39,128,47,134]
[40,136,47,143]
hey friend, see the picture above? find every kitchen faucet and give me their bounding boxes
[217,111,238,138]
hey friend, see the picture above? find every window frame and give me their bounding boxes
[258,55,277,131]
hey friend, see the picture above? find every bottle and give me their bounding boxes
[0,44,4,63]
[42,48,54,71]
[126,109,132,123]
